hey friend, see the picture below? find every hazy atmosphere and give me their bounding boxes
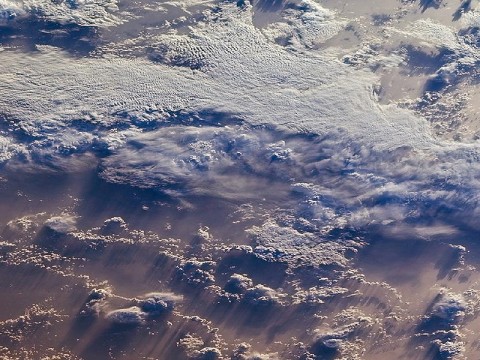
[0,0,480,359]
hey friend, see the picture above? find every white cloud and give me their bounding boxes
[0,3,435,160]
[105,306,145,324]
[248,219,359,269]
[224,273,253,295]
[261,0,347,48]
[44,214,77,233]
[243,284,284,306]
[137,292,182,315]
[0,0,121,27]
[431,291,467,323]
[105,291,182,324]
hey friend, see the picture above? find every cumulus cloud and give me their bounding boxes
[99,123,301,196]
[312,309,374,357]
[105,306,145,325]
[100,216,128,235]
[0,305,64,349]
[106,292,181,324]
[292,286,349,305]
[0,0,121,27]
[44,214,77,233]
[248,219,360,269]
[415,289,480,360]
[434,339,465,359]
[81,288,110,316]
[137,292,182,316]
[261,0,346,48]
[178,333,222,360]
[195,347,222,360]
[430,291,467,323]
[243,284,283,306]
[224,273,253,295]
[176,259,216,286]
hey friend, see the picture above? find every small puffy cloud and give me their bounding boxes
[224,273,253,295]
[292,286,349,305]
[137,292,182,316]
[195,347,222,360]
[81,288,111,316]
[100,217,128,235]
[244,284,283,306]
[312,311,374,355]
[5,213,44,236]
[0,305,64,348]
[178,334,221,359]
[176,259,216,286]
[434,339,465,359]
[105,306,145,325]
[178,333,205,355]
[430,291,467,323]
[232,343,279,360]
[44,214,77,233]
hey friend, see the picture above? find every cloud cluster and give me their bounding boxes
[0,0,121,27]
[430,291,467,323]
[311,309,374,358]
[415,288,480,360]
[4,2,480,357]
[106,292,182,324]
[178,333,223,360]
[261,0,346,48]
[248,219,360,269]
[4,3,475,250]
[0,1,436,172]
[176,259,216,286]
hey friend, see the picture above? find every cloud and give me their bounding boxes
[176,259,216,286]
[224,273,253,295]
[44,214,77,233]
[0,2,435,166]
[415,289,480,360]
[243,284,283,306]
[3,3,478,243]
[433,339,465,359]
[105,306,145,325]
[312,309,374,357]
[0,0,121,27]
[248,219,360,269]
[137,292,182,316]
[100,216,128,235]
[195,347,222,360]
[430,291,467,323]
[99,123,301,197]
[81,288,110,316]
[106,292,182,324]
[178,334,222,360]
[0,0,26,21]
[5,3,475,239]
[261,0,347,48]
